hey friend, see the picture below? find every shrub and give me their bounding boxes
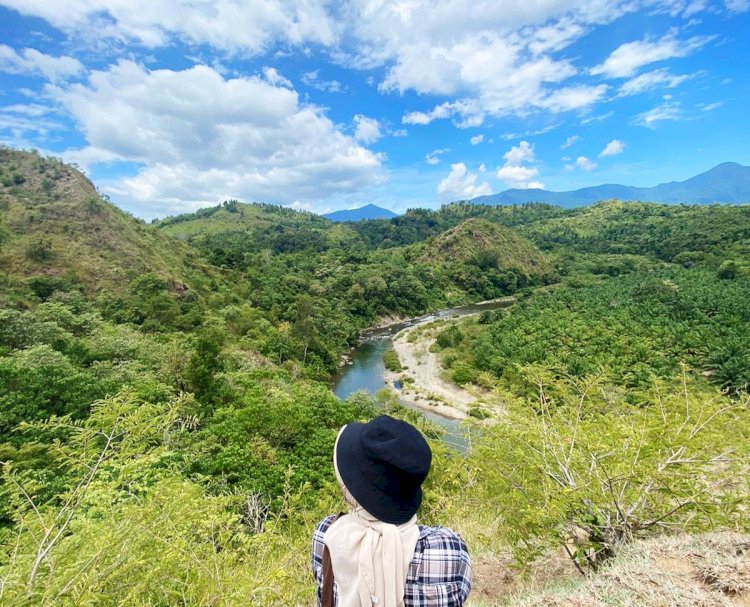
[383,348,402,372]
[451,363,475,385]
[471,367,750,572]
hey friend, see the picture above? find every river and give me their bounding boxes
[331,297,516,449]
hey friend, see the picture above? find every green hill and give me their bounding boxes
[0,148,221,303]
[154,200,363,266]
[518,200,750,265]
[418,218,551,276]
[156,200,332,238]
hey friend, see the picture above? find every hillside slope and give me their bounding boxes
[516,200,750,264]
[495,532,750,607]
[0,148,220,300]
[418,218,551,276]
[157,199,331,238]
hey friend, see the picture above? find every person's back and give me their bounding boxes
[310,415,472,607]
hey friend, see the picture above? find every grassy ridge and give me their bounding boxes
[0,148,226,304]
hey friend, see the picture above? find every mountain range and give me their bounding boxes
[471,162,750,208]
[323,203,398,221]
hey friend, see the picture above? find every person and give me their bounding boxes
[311,415,472,607]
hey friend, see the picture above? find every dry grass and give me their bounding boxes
[474,532,750,607]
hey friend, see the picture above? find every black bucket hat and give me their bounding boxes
[335,415,432,524]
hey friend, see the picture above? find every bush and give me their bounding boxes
[471,368,750,572]
[451,363,475,385]
[383,348,402,372]
[468,405,491,419]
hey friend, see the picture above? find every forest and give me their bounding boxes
[0,148,748,605]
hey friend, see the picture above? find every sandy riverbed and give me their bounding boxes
[383,321,482,420]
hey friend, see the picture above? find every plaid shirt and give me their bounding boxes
[311,515,472,607]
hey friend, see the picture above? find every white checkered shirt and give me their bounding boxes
[311,515,472,606]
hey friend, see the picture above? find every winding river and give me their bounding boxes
[331,297,516,449]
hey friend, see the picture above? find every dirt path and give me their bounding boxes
[384,320,481,420]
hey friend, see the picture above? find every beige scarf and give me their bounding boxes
[325,427,420,607]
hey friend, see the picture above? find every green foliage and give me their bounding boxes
[185,318,227,405]
[465,268,750,394]
[25,276,71,301]
[470,370,750,571]
[383,348,403,372]
[717,259,740,279]
[436,324,465,349]
[0,390,340,606]
[451,363,475,385]
[518,200,750,268]
[25,240,55,262]
[187,376,377,502]
[0,345,110,436]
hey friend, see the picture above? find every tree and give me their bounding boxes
[185,319,226,407]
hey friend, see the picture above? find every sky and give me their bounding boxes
[0,1,748,220]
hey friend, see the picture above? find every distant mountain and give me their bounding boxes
[472,162,750,208]
[323,204,398,222]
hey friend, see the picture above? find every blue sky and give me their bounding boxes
[1,0,748,219]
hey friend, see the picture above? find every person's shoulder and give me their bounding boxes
[312,514,340,570]
[314,514,339,537]
[417,525,470,556]
[411,525,472,600]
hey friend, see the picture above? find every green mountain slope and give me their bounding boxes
[0,148,221,302]
[418,218,551,276]
[157,200,332,238]
[517,199,750,265]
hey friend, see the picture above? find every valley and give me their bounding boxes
[0,148,748,606]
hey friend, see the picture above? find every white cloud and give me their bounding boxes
[357,2,643,125]
[502,124,559,140]
[538,84,608,111]
[301,69,344,93]
[1,103,56,117]
[0,0,336,54]
[3,1,719,131]
[426,148,450,165]
[402,100,479,127]
[497,164,541,187]
[599,139,625,157]
[561,135,580,149]
[437,163,491,202]
[496,140,544,188]
[725,0,750,11]
[632,101,682,128]
[0,106,63,138]
[580,111,613,124]
[353,114,382,143]
[391,128,408,137]
[262,66,291,88]
[0,44,83,81]
[470,134,484,145]
[699,101,723,111]
[46,61,384,216]
[503,141,535,165]
[287,200,329,214]
[618,68,692,96]
[591,31,713,78]
[576,156,597,171]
